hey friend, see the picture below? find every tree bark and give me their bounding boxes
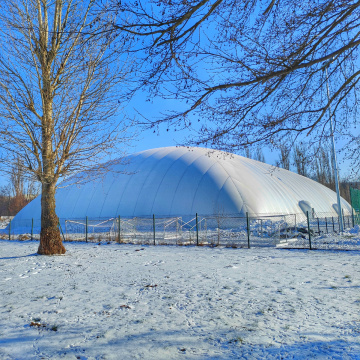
[38,181,65,255]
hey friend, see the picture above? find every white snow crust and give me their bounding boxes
[1,241,359,359]
[0,218,12,230]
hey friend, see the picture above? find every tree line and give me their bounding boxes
[244,144,356,204]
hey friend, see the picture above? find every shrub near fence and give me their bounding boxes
[1,212,359,250]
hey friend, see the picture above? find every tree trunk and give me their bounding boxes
[37,182,65,255]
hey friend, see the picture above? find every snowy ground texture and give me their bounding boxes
[1,241,360,360]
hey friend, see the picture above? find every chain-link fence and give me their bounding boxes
[1,211,359,250]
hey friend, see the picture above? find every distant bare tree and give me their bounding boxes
[0,185,11,216]
[243,147,252,160]
[294,145,310,177]
[5,158,39,215]
[313,145,335,189]
[10,158,25,199]
[254,148,265,163]
[277,145,291,171]
[242,147,265,163]
[0,0,133,254]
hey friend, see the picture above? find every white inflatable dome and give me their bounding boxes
[13,146,351,221]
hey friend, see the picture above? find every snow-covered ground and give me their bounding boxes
[0,217,12,230]
[0,240,359,359]
[277,225,360,250]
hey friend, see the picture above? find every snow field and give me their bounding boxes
[0,241,360,359]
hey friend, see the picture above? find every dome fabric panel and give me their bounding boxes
[12,146,352,223]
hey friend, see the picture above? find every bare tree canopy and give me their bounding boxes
[113,0,360,163]
[0,0,134,254]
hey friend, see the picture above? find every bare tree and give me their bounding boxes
[0,185,12,216]
[254,148,265,163]
[293,144,310,177]
[0,0,133,254]
[313,145,335,189]
[242,146,265,162]
[277,144,291,171]
[0,158,39,216]
[8,157,39,214]
[10,157,25,199]
[243,147,252,160]
[112,0,359,163]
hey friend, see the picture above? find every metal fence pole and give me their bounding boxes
[58,221,66,242]
[306,211,312,250]
[9,219,11,241]
[153,214,156,245]
[332,216,335,232]
[31,218,34,241]
[352,208,355,228]
[246,212,250,249]
[85,216,88,243]
[118,215,121,243]
[325,217,328,233]
[317,217,320,235]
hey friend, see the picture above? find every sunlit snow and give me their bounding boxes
[0,239,359,359]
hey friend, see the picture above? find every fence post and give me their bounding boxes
[58,221,66,242]
[306,211,312,250]
[31,218,34,241]
[118,215,121,243]
[196,213,199,246]
[325,217,328,233]
[153,214,156,245]
[8,219,11,241]
[246,212,250,249]
[85,216,88,243]
[317,217,320,235]
[332,216,335,232]
[342,209,345,231]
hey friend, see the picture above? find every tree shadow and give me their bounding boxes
[0,325,359,359]
[0,253,38,260]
